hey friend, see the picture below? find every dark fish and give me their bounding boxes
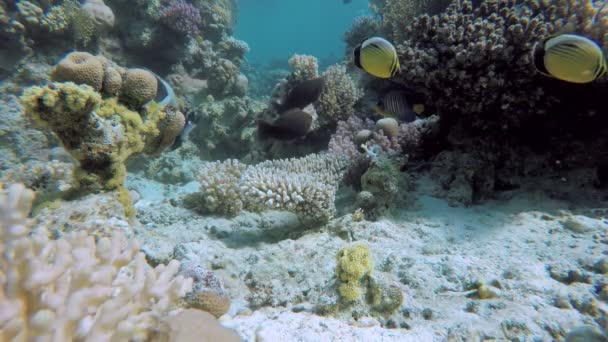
[257,109,313,141]
[278,77,325,112]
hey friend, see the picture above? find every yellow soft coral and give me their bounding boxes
[336,244,373,302]
[20,81,101,129]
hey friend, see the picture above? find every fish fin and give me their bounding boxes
[354,44,362,69]
[532,41,552,77]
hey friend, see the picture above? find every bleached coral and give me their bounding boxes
[288,54,319,82]
[0,184,193,341]
[198,153,350,221]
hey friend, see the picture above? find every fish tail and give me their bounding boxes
[257,120,280,140]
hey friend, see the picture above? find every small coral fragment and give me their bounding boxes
[336,244,373,302]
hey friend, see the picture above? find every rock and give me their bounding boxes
[562,215,606,234]
[565,325,607,342]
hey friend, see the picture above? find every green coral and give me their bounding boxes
[336,244,374,303]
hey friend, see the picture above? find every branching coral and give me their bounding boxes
[385,0,608,134]
[343,15,382,51]
[288,54,319,82]
[0,183,193,341]
[316,64,363,127]
[198,153,351,221]
[379,0,453,43]
[160,0,202,35]
[189,95,263,159]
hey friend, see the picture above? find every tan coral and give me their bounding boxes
[121,68,158,107]
[102,65,122,96]
[50,52,105,91]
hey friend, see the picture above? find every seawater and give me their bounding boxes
[235,0,370,67]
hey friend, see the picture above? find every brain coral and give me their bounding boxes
[102,65,122,96]
[50,52,105,91]
[121,68,158,107]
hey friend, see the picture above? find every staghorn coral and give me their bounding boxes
[0,183,193,341]
[50,51,105,91]
[316,64,363,128]
[198,153,350,221]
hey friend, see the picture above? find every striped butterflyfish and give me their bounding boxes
[532,34,607,84]
[354,37,400,79]
[373,91,419,123]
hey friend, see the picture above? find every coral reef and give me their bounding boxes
[19,53,185,212]
[343,15,382,53]
[0,184,193,341]
[189,95,264,160]
[197,153,351,221]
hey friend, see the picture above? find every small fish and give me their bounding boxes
[532,34,607,83]
[373,91,417,123]
[278,77,325,112]
[257,109,313,141]
[354,37,400,79]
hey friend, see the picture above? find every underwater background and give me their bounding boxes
[235,0,370,67]
[0,0,607,341]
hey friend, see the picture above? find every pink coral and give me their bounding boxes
[330,116,422,159]
[160,0,202,35]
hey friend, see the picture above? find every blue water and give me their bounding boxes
[235,0,370,67]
